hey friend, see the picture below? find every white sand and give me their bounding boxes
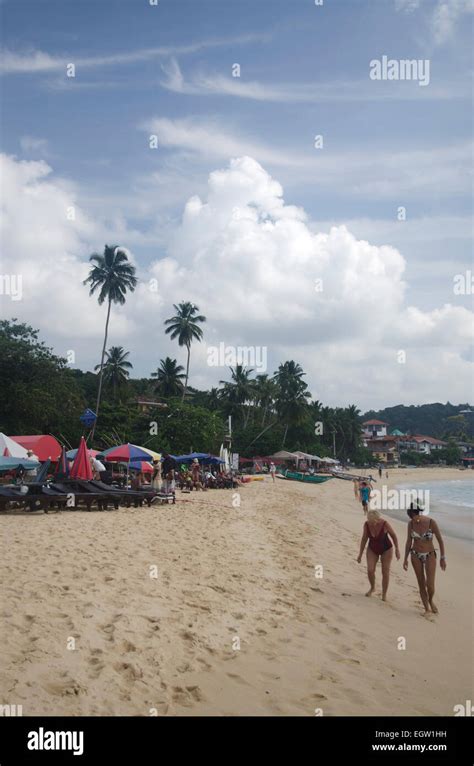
[1,467,472,716]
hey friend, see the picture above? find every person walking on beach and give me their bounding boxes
[359,481,371,514]
[162,453,176,494]
[269,462,276,482]
[403,504,446,615]
[357,509,400,600]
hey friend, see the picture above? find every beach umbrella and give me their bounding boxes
[98,443,156,462]
[70,436,93,480]
[128,461,153,473]
[0,433,29,459]
[66,447,99,460]
[55,446,70,479]
[0,456,40,472]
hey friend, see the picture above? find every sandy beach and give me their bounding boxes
[1,467,473,716]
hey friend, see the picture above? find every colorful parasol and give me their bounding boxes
[70,436,93,480]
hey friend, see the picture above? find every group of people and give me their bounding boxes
[353,476,446,615]
[149,455,238,494]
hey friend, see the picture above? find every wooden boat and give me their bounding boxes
[331,471,376,482]
[279,469,332,484]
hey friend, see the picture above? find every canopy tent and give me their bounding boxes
[10,434,61,461]
[70,437,93,480]
[293,450,322,463]
[0,456,40,472]
[320,457,340,464]
[171,453,224,465]
[270,450,300,461]
[0,433,29,459]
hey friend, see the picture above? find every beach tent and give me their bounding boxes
[320,457,339,464]
[171,453,224,465]
[270,450,300,461]
[10,434,61,461]
[293,450,322,464]
[0,433,29,459]
[70,437,93,480]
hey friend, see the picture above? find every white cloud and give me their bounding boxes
[160,57,470,103]
[0,153,472,409]
[142,116,472,198]
[395,0,474,44]
[0,33,269,75]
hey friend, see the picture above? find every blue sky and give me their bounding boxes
[0,0,472,408]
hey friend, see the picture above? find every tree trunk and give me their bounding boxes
[282,423,288,448]
[182,344,191,402]
[91,298,112,442]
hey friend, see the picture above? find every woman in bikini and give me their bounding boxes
[357,509,400,601]
[403,503,446,614]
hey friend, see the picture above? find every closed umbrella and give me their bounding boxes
[70,437,93,480]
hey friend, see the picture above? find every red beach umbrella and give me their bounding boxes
[70,436,93,480]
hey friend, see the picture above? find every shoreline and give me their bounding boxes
[1,467,473,716]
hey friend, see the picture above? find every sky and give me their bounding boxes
[0,0,472,410]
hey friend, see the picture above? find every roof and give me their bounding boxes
[10,435,62,461]
[391,429,405,436]
[363,419,389,426]
[412,436,447,445]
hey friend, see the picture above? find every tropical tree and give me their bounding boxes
[94,346,132,401]
[219,365,256,427]
[164,302,206,401]
[84,245,137,438]
[273,361,311,446]
[254,374,278,426]
[151,357,186,398]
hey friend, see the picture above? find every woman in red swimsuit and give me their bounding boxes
[357,510,400,601]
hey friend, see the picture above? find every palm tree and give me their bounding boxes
[94,346,132,400]
[151,357,186,398]
[164,302,206,401]
[254,374,277,426]
[84,245,137,438]
[273,361,311,447]
[219,365,256,427]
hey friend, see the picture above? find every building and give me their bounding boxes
[365,435,400,465]
[362,419,389,438]
[399,435,447,455]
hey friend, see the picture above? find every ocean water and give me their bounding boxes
[387,480,474,544]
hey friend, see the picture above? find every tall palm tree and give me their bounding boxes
[84,244,137,438]
[219,365,256,427]
[254,374,277,426]
[151,357,186,398]
[94,346,132,400]
[164,302,206,401]
[273,361,311,447]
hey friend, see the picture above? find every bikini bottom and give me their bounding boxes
[411,549,436,564]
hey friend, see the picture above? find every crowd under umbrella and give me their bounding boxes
[70,436,93,481]
[98,443,161,488]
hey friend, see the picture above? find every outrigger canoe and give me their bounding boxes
[278,469,332,484]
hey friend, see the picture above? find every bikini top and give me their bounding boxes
[411,519,433,540]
